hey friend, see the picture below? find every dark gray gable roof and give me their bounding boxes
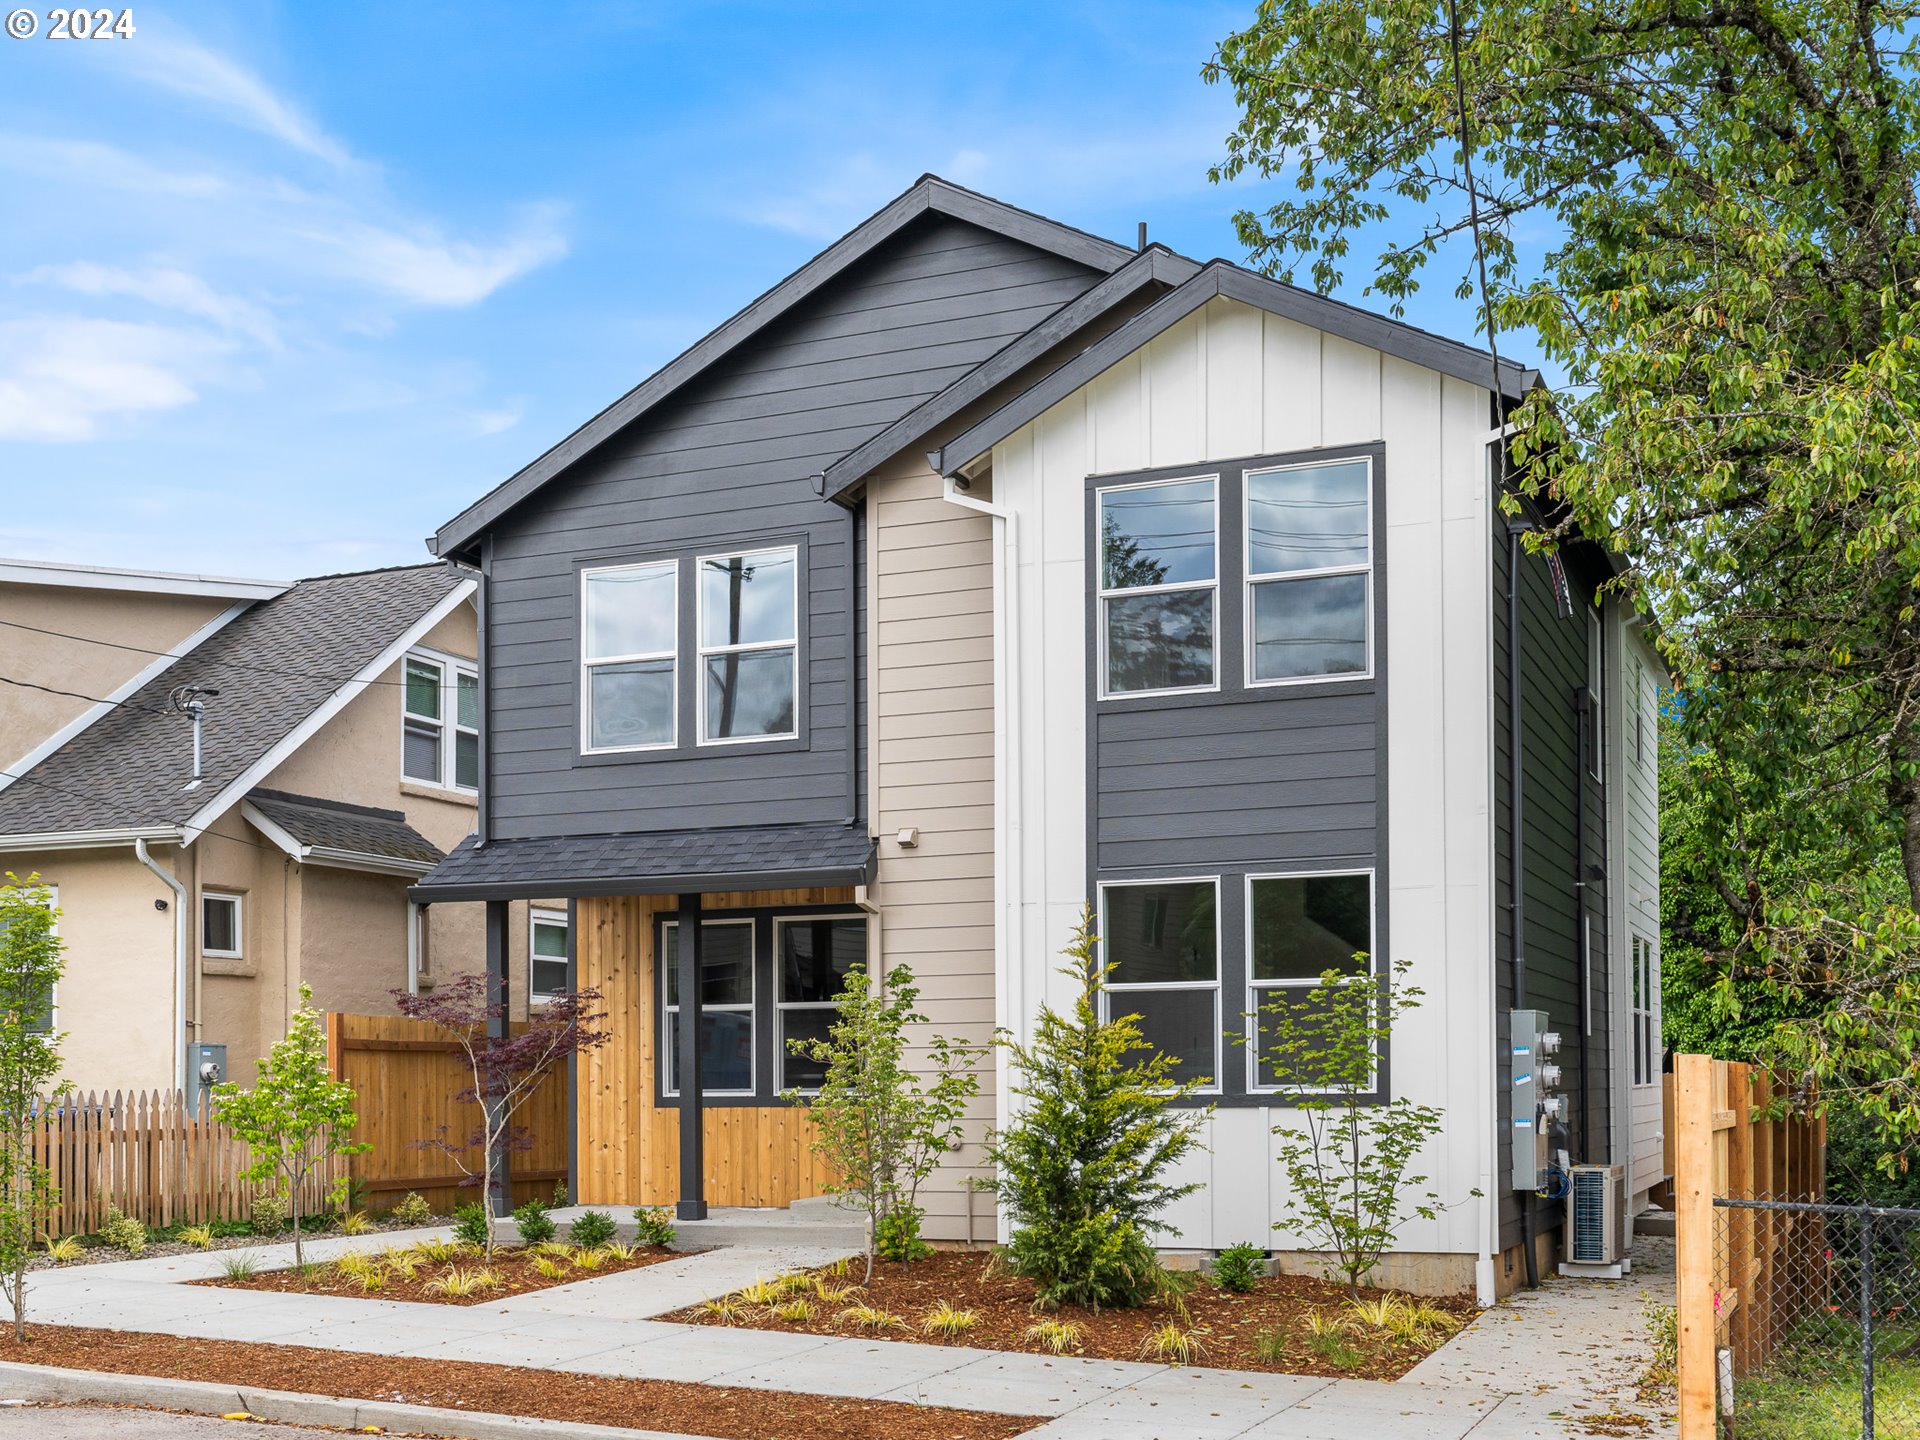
[820,246,1200,501]
[0,564,469,838]
[432,175,1136,560]
[411,824,877,902]
[246,788,444,867]
[932,261,1540,477]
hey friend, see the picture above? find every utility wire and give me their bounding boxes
[0,673,172,715]
[1444,0,1513,488]
[0,616,444,691]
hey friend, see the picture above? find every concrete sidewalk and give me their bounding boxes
[8,1223,1671,1439]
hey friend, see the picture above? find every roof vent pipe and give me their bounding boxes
[170,686,220,791]
[1137,221,1148,251]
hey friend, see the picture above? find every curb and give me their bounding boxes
[0,1361,714,1440]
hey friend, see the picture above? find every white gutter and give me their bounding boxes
[940,474,1022,1244]
[134,837,189,1094]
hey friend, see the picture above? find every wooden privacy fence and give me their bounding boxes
[1673,1052,1826,1440]
[33,1089,343,1238]
[328,1011,566,1215]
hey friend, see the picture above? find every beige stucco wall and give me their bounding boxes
[0,582,233,772]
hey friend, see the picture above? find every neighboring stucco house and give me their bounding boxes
[0,556,565,1098]
[413,176,1668,1301]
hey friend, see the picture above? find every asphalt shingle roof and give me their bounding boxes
[413,824,877,901]
[0,564,466,836]
[246,788,444,867]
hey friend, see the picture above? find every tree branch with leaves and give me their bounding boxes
[0,875,67,1340]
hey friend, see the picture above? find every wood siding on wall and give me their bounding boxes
[573,889,844,1208]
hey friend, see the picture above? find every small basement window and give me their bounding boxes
[202,891,242,960]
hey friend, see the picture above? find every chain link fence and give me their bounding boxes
[1712,1196,1920,1439]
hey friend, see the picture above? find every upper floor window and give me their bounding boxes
[1245,458,1371,684]
[530,908,569,1002]
[699,547,798,743]
[403,651,479,790]
[1098,478,1218,697]
[202,890,243,960]
[582,561,678,753]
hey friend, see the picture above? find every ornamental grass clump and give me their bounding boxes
[988,907,1208,1310]
[919,1300,980,1338]
[835,1303,907,1332]
[1138,1321,1209,1366]
[1024,1318,1084,1356]
[532,1256,571,1280]
[178,1225,216,1251]
[43,1236,82,1263]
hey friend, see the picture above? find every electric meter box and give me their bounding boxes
[1508,1009,1556,1192]
[187,1043,226,1116]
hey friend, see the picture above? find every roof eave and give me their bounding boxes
[410,859,876,905]
[0,827,183,853]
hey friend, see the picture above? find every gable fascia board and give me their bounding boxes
[239,802,437,878]
[934,262,1539,477]
[180,578,478,845]
[822,248,1201,500]
[0,826,182,853]
[0,558,287,601]
[432,177,1134,560]
[0,600,253,798]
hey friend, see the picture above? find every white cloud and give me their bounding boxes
[20,263,278,347]
[468,401,524,436]
[129,33,353,168]
[0,135,228,198]
[0,316,233,442]
[311,206,570,306]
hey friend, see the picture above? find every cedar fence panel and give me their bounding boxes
[31,1088,343,1239]
[328,1011,567,1216]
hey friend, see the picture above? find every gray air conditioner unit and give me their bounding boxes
[1562,1163,1629,1276]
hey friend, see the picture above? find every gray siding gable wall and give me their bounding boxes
[484,214,1103,841]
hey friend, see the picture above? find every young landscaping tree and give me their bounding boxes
[988,907,1209,1310]
[212,983,368,1268]
[1260,958,1460,1299]
[784,959,979,1283]
[392,974,609,1256]
[0,875,67,1341]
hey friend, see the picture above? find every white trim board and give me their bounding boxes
[0,558,286,601]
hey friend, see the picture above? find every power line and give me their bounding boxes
[0,616,441,691]
[0,674,171,715]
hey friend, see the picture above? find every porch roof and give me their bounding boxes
[409,823,876,903]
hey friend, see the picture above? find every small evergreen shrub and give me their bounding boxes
[551,1181,570,1208]
[248,1191,287,1236]
[513,1200,556,1245]
[632,1206,676,1247]
[567,1209,616,1248]
[452,1201,491,1248]
[874,1206,933,1263]
[99,1204,147,1254]
[390,1191,432,1227]
[1212,1242,1265,1294]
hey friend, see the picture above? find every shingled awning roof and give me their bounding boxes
[411,823,877,902]
[242,789,444,876]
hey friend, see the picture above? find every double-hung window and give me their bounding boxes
[403,652,479,790]
[1631,935,1659,1086]
[698,546,798,743]
[661,918,755,1095]
[1098,478,1218,696]
[775,914,866,1091]
[530,909,569,1002]
[1098,878,1219,1088]
[1245,458,1371,683]
[582,561,678,752]
[1246,872,1373,1090]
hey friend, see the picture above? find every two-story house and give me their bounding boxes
[0,556,565,1099]
[414,177,1668,1301]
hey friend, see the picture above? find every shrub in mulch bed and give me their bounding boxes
[0,1326,1036,1440]
[671,1249,1480,1381]
[196,1240,686,1306]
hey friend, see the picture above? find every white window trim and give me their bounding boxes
[1096,875,1223,1095]
[1096,475,1222,701]
[580,559,679,755]
[660,917,756,1098]
[529,907,569,1004]
[1243,867,1378,1096]
[773,912,866,1094]
[1631,932,1661,1089]
[694,544,800,748]
[402,646,480,793]
[201,889,244,961]
[1242,457,1374,689]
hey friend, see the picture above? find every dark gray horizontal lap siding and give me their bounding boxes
[485,214,1100,841]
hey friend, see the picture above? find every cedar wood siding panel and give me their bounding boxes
[868,452,998,1242]
[1491,519,1612,1253]
[482,216,1099,841]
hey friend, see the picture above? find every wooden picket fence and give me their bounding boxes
[1673,1053,1827,1440]
[32,1089,344,1239]
[328,1011,567,1215]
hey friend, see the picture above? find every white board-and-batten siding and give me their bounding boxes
[988,295,1499,1262]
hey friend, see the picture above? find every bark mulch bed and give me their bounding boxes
[196,1242,687,1306]
[0,1326,1038,1440]
[670,1249,1480,1381]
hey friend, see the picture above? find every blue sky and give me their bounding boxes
[0,1,1525,579]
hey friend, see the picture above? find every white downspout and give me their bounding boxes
[407,900,422,995]
[941,472,1022,1243]
[135,838,189,1093]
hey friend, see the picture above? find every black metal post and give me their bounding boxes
[1862,1209,1876,1439]
[484,898,511,1217]
[675,893,707,1221]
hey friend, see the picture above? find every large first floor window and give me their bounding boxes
[1099,878,1221,1089]
[661,918,756,1096]
[776,914,867,1092]
[1247,871,1374,1090]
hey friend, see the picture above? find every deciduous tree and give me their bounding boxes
[0,875,66,1340]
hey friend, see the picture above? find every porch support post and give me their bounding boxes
[484,898,511,1217]
[675,892,707,1221]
